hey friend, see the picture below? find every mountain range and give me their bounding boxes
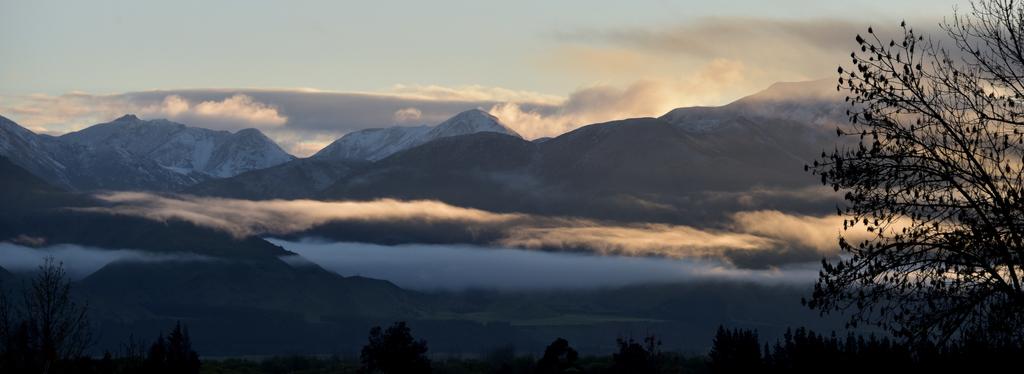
[0,80,849,355]
[312,108,520,161]
[0,114,294,191]
[191,79,844,226]
[0,80,842,211]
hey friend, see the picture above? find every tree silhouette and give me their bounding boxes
[708,326,761,373]
[144,322,200,374]
[360,321,431,374]
[809,0,1024,343]
[0,258,91,373]
[609,335,661,374]
[534,337,580,374]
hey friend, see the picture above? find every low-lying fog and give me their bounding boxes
[0,240,819,290]
[271,239,819,291]
[0,242,212,280]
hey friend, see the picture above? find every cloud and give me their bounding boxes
[0,92,287,134]
[77,193,857,268]
[498,210,867,268]
[547,17,896,86]
[260,131,339,159]
[555,17,860,59]
[392,107,423,123]
[497,16,944,140]
[388,84,564,105]
[0,16,944,156]
[0,242,213,280]
[499,223,771,259]
[0,63,770,155]
[145,94,288,130]
[0,68,824,156]
[731,211,846,254]
[273,239,818,291]
[79,192,520,238]
[489,59,748,139]
[0,92,135,134]
[0,88,556,156]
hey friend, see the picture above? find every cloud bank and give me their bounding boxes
[145,94,288,130]
[0,88,554,156]
[0,242,212,280]
[79,193,869,269]
[273,239,819,291]
[0,76,775,156]
[79,192,520,238]
[491,58,747,139]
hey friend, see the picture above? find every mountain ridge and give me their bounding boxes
[0,114,294,191]
[61,114,295,178]
[313,108,521,162]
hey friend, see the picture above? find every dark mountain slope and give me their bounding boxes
[312,114,834,224]
[0,266,12,283]
[187,158,369,200]
[0,115,74,189]
[192,81,841,223]
[536,115,831,195]
[0,155,84,212]
[0,153,428,350]
[0,155,285,257]
[323,132,541,210]
[78,259,420,323]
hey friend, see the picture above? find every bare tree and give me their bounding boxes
[27,257,92,370]
[0,258,92,373]
[809,0,1024,343]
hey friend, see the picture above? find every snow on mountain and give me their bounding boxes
[423,109,521,142]
[202,128,296,178]
[61,114,294,178]
[0,114,295,191]
[0,115,207,191]
[0,115,73,188]
[660,79,845,132]
[314,109,521,161]
[313,125,431,161]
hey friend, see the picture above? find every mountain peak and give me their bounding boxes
[234,128,265,137]
[452,108,494,120]
[659,79,846,131]
[737,79,839,104]
[114,114,141,122]
[427,109,521,140]
[55,117,294,179]
[313,109,521,162]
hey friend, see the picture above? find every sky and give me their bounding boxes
[0,0,964,155]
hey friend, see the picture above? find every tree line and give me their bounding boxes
[205,323,1024,374]
[4,259,1024,373]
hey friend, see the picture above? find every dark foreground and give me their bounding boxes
[12,323,1022,374]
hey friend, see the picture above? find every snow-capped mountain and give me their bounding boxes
[313,125,431,161]
[422,109,521,142]
[61,114,294,178]
[313,109,521,161]
[0,115,208,191]
[0,115,72,188]
[0,114,294,191]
